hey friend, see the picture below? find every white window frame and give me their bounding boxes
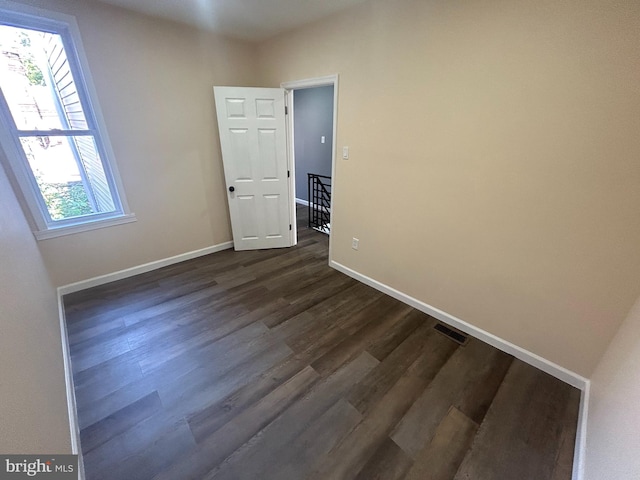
[0,0,135,240]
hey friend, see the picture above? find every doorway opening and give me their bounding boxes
[282,75,338,257]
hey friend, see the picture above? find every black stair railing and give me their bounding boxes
[307,173,331,233]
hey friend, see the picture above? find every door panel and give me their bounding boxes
[214,87,292,250]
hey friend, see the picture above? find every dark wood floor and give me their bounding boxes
[64,204,580,480]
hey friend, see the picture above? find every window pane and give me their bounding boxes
[20,135,116,221]
[0,25,88,131]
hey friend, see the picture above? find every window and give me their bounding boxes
[0,4,134,239]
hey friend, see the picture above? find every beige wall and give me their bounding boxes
[258,0,640,376]
[10,0,259,286]
[0,162,71,453]
[585,297,640,478]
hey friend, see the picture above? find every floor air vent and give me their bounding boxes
[434,323,469,345]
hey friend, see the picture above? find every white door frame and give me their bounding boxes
[281,74,339,260]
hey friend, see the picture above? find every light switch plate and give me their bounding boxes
[342,146,349,159]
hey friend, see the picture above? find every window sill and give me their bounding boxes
[34,213,137,240]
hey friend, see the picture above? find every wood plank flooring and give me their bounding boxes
[64,204,580,480]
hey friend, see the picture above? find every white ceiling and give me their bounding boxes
[96,0,368,42]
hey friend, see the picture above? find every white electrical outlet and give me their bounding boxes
[321,136,325,144]
[352,237,359,250]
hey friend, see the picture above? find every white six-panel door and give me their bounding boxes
[214,86,292,251]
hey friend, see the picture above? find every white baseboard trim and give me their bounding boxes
[573,381,590,480]
[58,241,234,295]
[57,294,85,480]
[329,260,588,390]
